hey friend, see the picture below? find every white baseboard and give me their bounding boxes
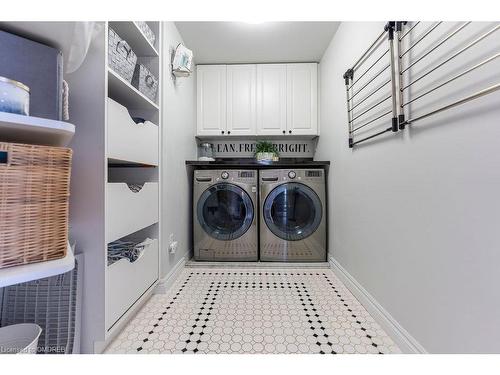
[154,256,186,294]
[329,257,427,354]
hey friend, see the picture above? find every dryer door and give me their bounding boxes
[263,182,322,241]
[197,183,254,241]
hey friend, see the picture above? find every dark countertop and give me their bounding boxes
[186,159,330,169]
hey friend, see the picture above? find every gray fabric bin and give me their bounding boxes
[0,30,63,120]
[108,28,137,83]
[135,22,156,48]
[132,64,158,102]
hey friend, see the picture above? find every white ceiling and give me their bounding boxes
[175,22,339,64]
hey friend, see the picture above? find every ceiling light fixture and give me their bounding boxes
[242,20,266,25]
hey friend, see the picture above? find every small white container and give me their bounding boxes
[198,142,215,161]
[0,76,30,116]
[0,323,42,354]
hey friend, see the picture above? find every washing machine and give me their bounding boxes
[260,169,326,262]
[193,169,258,261]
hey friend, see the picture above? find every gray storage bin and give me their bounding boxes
[0,30,63,120]
[132,64,158,102]
[108,28,137,83]
[135,22,156,48]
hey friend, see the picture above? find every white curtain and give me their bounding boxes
[63,22,103,74]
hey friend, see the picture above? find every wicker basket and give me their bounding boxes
[108,27,138,83]
[135,22,156,47]
[0,142,72,269]
[132,64,158,102]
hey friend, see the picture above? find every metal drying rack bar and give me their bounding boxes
[343,21,500,146]
[400,22,471,75]
[398,22,500,128]
[401,82,500,126]
[344,22,400,148]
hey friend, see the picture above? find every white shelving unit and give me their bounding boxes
[0,112,75,147]
[106,182,159,243]
[107,98,159,166]
[65,21,162,353]
[0,243,75,288]
[109,21,159,57]
[108,68,159,111]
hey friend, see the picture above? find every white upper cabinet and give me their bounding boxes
[197,65,227,136]
[196,63,318,137]
[227,65,257,136]
[256,64,287,136]
[286,63,318,136]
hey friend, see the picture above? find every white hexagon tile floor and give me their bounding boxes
[105,267,401,354]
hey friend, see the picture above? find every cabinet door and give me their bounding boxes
[226,65,256,136]
[197,65,227,136]
[256,64,287,136]
[286,63,318,136]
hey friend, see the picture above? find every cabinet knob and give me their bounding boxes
[282,130,285,134]
[289,130,292,134]
[221,130,225,134]
[227,131,231,135]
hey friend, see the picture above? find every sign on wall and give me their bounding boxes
[202,139,318,158]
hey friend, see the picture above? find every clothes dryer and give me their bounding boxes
[259,169,326,262]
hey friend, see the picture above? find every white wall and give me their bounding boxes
[160,22,197,278]
[317,22,500,353]
[66,23,106,353]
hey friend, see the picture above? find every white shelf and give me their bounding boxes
[106,182,159,243]
[0,243,75,288]
[108,68,159,112]
[109,21,159,57]
[106,238,158,329]
[107,98,159,166]
[0,112,75,147]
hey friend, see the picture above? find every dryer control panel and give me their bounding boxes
[260,169,324,183]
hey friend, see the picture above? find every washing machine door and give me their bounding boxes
[197,183,254,241]
[263,182,323,241]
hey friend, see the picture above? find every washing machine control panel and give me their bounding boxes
[288,171,296,179]
[221,171,229,179]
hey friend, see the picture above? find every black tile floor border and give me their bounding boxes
[322,273,382,354]
[134,271,383,354]
[136,273,193,352]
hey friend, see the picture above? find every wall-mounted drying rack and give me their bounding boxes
[343,21,500,147]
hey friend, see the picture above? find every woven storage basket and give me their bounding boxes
[108,27,138,83]
[135,22,156,47]
[132,64,159,102]
[0,142,72,269]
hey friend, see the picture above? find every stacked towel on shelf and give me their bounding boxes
[126,183,144,193]
[107,240,146,265]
